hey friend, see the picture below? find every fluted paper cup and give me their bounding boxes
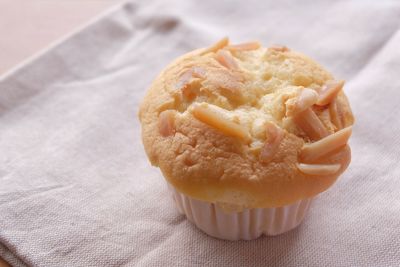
[168,185,312,240]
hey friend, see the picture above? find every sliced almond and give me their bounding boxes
[316,145,351,171]
[175,66,207,90]
[175,69,193,90]
[192,66,206,78]
[319,108,336,132]
[175,67,206,100]
[297,163,341,175]
[268,45,289,52]
[259,122,284,163]
[300,126,352,162]
[182,79,201,100]
[225,41,261,51]
[201,37,229,55]
[316,80,345,106]
[215,50,239,70]
[287,88,318,116]
[158,110,176,137]
[329,98,343,130]
[191,103,251,143]
[293,108,329,140]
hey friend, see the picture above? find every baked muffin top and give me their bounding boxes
[139,38,354,209]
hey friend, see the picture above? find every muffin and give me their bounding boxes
[139,38,354,240]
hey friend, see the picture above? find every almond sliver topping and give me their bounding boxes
[300,126,352,162]
[225,41,261,51]
[175,66,206,95]
[191,103,251,143]
[316,80,345,106]
[288,88,318,116]
[215,50,239,70]
[329,98,343,130]
[191,66,206,78]
[297,163,341,175]
[293,108,329,140]
[175,69,193,90]
[158,110,176,137]
[201,37,229,55]
[259,122,284,163]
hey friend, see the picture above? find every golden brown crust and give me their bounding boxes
[139,39,354,209]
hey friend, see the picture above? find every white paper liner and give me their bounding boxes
[169,185,313,240]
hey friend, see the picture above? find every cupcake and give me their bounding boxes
[139,38,354,240]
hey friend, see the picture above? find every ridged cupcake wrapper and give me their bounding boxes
[169,185,313,240]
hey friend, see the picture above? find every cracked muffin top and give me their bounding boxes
[139,38,354,209]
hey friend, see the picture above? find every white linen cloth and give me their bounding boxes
[1,0,400,266]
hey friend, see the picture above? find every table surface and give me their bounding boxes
[2,1,400,266]
[0,1,121,265]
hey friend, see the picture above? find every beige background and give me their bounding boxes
[0,1,121,265]
[0,0,121,75]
